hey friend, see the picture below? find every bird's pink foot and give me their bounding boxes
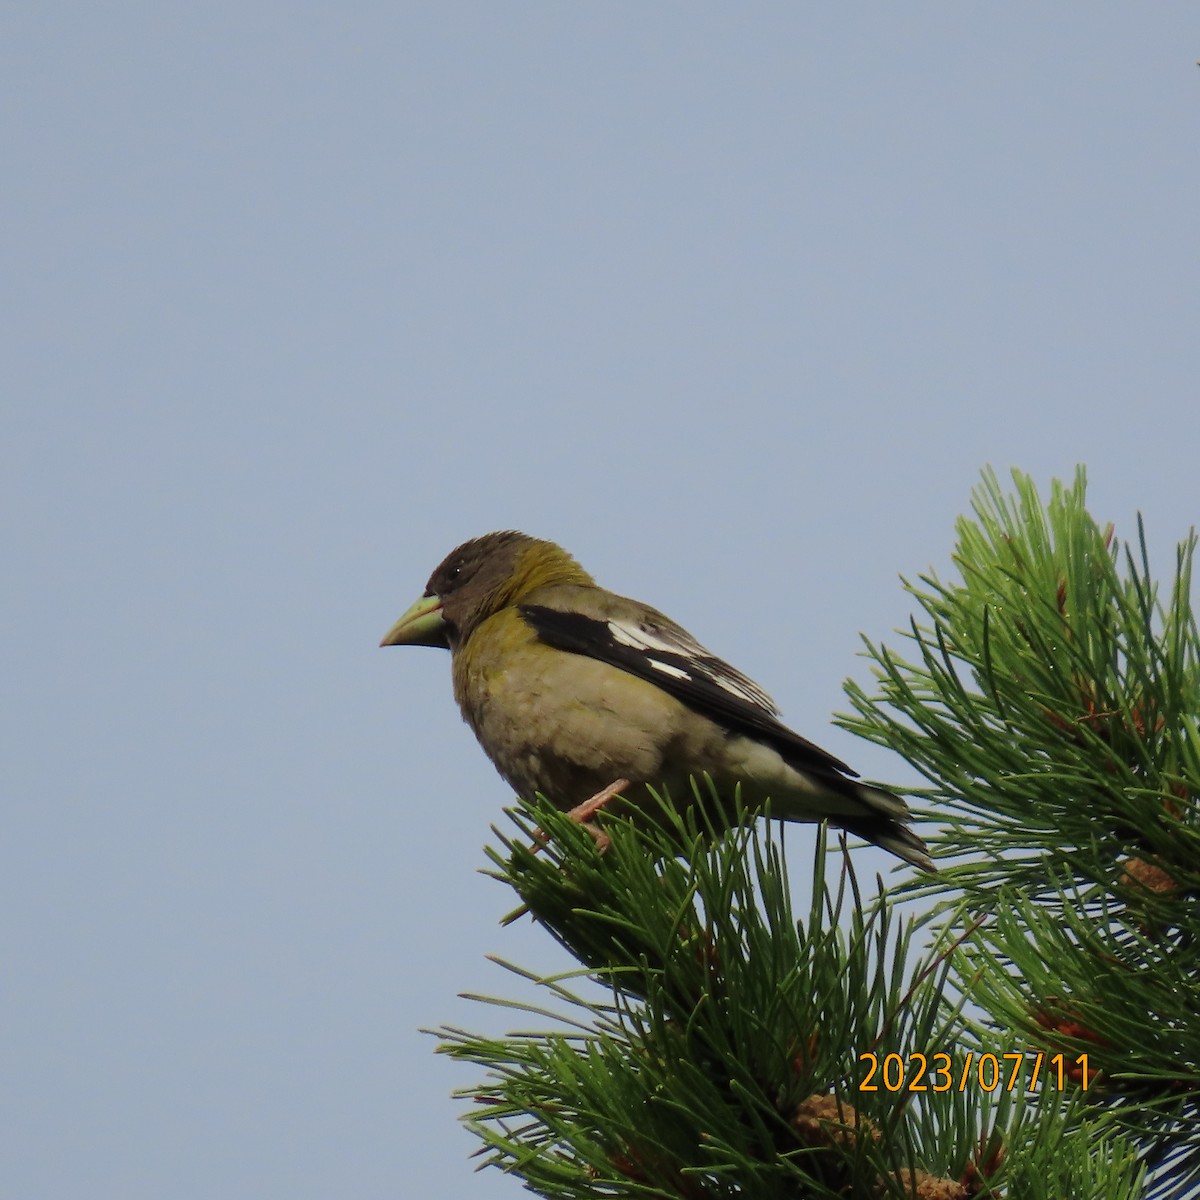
[564,778,631,853]
[531,778,631,854]
[567,778,632,824]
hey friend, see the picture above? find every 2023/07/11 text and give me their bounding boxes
[857,1050,1092,1093]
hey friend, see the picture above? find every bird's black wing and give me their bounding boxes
[519,604,856,778]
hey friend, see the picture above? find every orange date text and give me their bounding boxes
[857,1051,1091,1093]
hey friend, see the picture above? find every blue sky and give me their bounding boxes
[4,6,1199,1198]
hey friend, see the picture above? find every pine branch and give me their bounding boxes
[437,792,1140,1198]
[840,467,1200,1198]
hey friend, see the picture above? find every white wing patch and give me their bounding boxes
[645,658,689,680]
[608,620,683,656]
[606,617,780,716]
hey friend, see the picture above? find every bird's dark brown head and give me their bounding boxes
[380,531,594,650]
[424,531,535,644]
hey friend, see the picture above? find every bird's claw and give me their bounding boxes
[530,778,631,855]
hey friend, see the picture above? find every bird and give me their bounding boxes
[380,531,931,871]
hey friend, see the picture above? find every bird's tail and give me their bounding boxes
[839,782,933,872]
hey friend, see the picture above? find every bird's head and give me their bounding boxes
[379,530,594,650]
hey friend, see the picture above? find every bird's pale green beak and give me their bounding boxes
[379,593,449,648]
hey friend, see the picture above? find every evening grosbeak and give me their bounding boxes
[380,531,931,871]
